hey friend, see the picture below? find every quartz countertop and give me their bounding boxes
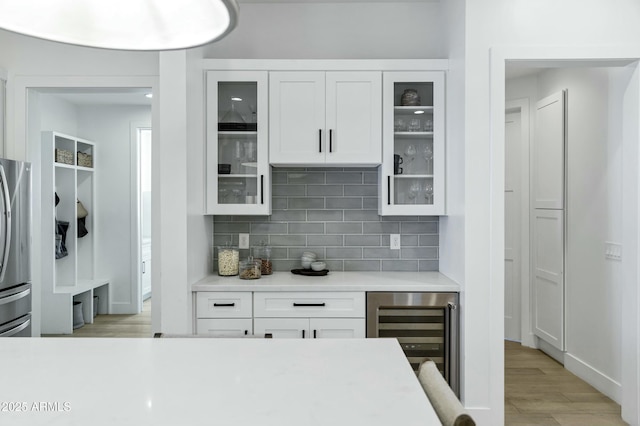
[0,338,440,426]
[192,271,459,292]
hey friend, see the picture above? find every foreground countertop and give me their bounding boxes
[0,338,440,426]
[192,271,459,292]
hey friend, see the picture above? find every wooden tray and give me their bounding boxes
[291,269,329,276]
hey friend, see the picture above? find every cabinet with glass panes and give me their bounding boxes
[379,71,445,216]
[205,71,271,215]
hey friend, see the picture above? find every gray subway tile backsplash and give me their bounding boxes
[213,168,439,272]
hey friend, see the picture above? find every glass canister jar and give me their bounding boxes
[217,245,239,276]
[239,257,261,280]
[252,243,273,275]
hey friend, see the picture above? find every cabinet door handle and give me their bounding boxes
[142,261,145,274]
[313,329,317,339]
[387,176,391,205]
[260,175,264,205]
[329,129,333,152]
[213,303,235,307]
[302,329,306,338]
[244,330,248,335]
[293,302,326,307]
[319,129,322,153]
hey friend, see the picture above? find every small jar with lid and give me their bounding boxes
[239,257,261,280]
[217,245,239,276]
[252,243,273,275]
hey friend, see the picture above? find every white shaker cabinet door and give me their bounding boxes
[309,318,366,339]
[269,72,326,165]
[196,319,253,337]
[325,72,382,165]
[253,317,310,339]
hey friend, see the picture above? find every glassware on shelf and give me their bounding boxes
[249,104,257,124]
[408,118,421,132]
[422,144,434,175]
[408,180,420,204]
[233,140,245,173]
[423,118,433,132]
[394,117,407,132]
[404,144,416,174]
[423,181,434,205]
[221,100,245,124]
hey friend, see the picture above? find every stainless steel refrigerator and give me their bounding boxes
[0,159,31,337]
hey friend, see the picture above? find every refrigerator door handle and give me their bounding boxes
[0,287,30,306]
[0,164,11,283]
[0,317,30,337]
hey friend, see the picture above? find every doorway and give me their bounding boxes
[24,85,153,336]
[500,58,639,423]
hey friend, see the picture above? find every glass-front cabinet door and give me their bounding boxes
[206,71,271,215]
[379,71,445,216]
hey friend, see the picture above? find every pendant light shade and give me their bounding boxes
[0,0,239,50]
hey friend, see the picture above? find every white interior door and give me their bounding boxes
[532,90,566,352]
[534,91,566,209]
[505,111,521,342]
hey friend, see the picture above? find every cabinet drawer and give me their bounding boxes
[196,318,253,337]
[196,292,252,318]
[253,292,365,318]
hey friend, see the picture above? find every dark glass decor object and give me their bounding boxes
[401,89,421,106]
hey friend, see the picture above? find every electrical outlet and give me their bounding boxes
[605,242,622,261]
[239,233,250,249]
[390,234,401,250]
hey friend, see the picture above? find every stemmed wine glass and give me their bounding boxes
[408,180,420,204]
[404,144,416,174]
[423,181,434,205]
[422,144,433,175]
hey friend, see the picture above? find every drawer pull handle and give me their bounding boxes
[302,329,306,338]
[213,303,235,307]
[313,329,317,339]
[293,302,326,307]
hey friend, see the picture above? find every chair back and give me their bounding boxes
[417,360,475,426]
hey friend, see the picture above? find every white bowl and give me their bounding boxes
[311,261,326,271]
[301,259,313,269]
[302,251,317,260]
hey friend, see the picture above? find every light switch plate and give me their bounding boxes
[390,234,401,250]
[239,233,250,249]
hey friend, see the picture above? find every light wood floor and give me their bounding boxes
[43,298,152,338]
[505,340,627,425]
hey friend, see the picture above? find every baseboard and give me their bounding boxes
[564,353,622,404]
[537,339,565,364]
[109,302,137,315]
[464,407,492,425]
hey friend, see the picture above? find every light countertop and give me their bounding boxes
[0,338,440,426]
[192,271,459,292]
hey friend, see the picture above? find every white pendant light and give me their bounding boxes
[0,0,239,50]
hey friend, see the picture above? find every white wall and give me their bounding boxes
[77,105,152,313]
[201,2,445,59]
[465,1,640,424]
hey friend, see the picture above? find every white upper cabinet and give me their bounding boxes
[269,71,382,166]
[379,71,446,216]
[205,71,271,215]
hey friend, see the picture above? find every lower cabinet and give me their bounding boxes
[197,318,253,337]
[253,317,365,339]
[194,290,366,338]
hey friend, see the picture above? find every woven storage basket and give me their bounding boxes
[77,152,93,168]
[55,149,74,165]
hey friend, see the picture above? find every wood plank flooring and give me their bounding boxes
[505,340,627,425]
[43,298,152,338]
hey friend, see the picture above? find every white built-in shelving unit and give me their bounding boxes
[40,131,110,334]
